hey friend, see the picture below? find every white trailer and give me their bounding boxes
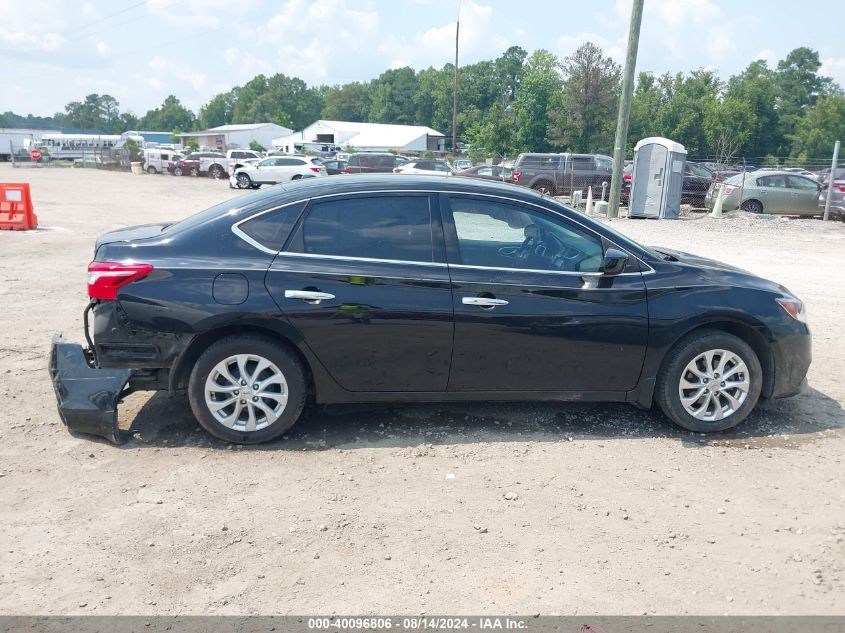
[0,128,43,161]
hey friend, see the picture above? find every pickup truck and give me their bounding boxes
[187,149,264,179]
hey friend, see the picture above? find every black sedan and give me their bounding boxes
[50,176,811,444]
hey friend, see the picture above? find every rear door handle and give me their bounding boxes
[284,290,335,303]
[462,297,509,308]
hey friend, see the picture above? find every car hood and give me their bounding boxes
[95,223,169,249]
[651,246,790,294]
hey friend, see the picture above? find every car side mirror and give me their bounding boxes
[602,247,629,275]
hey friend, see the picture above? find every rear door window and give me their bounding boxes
[294,196,434,263]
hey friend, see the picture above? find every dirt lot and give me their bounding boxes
[0,164,843,616]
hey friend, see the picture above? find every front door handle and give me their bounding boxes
[462,296,509,308]
[284,290,335,303]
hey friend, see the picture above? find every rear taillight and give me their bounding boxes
[835,183,845,193]
[310,167,320,173]
[512,170,521,183]
[344,166,351,174]
[623,173,632,181]
[87,261,154,300]
[393,168,401,173]
[722,186,735,196]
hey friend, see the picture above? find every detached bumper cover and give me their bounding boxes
[48,337,135,444]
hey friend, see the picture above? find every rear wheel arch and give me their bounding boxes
[660,319,774,399]
[170,323,314,397]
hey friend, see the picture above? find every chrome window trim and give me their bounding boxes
[448,263,645,277]
[275,251,448,268]
[229,188,655,274]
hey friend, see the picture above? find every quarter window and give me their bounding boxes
[237,202,304,252]
[300,196,434,263]
[448,197,605,273]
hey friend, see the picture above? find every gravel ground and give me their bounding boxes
[0,165,843,615]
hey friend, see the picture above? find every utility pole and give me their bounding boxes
[607,0,645,218]
[451,1,460,155]
[823,140,840,221]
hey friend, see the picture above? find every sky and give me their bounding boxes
[2,0,844,118]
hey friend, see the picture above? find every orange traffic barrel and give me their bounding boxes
[0,183,38,230]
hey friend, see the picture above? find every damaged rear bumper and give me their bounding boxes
[48,336,135,444]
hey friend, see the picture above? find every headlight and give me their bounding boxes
[776,296,807,323]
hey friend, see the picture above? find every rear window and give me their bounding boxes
[297,196,433,263]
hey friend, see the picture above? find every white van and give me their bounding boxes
[144,148,181,174]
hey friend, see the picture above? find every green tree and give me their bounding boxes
[547,42,620,153]
[322,82,371,121]
[628,72,668,149]
[657,70,721,156]
[789,95,845,159]
[511,49,561,152]
[249,139,265,152]
[369,67,418,125]
[725,60,780,158]
[495,45,528,104]
[140,95,196,132]
[199,89,238,128]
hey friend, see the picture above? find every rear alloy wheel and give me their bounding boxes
[236,173,252,189]
[173,166,183,176]
[189,166,199,177]
[741,199,764,214]
[188,335,307,443]
[208,164,225,179]
[655,330,762,433]
[532,182,555,196]
[147,165,157,175]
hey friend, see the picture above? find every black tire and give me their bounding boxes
[531,181,555,196]
[189,166,199,177]
[236,173,252,189]
[655,329,762,433]
[209,164,225,179]
[291,174,302,180]
[173,166,183,176]
[741,199,764,214]
[147,165,157,175]
[188,334,307,444]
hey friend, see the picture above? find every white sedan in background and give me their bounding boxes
[394,159,455,175]
[230,156,327,189]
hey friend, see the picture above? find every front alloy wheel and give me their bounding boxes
[678,349,749,422]
[236,173,252,189]
[655,330,762,433]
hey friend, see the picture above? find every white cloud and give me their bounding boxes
[0,1,66,52]
[753,49,779,66]
[81,2,97,18]
[820,57,845,88]
[146,0,240,29]
[95,41,111,57]
[223,47,273,81]
[379,0,495,70]
[147,56,207,94]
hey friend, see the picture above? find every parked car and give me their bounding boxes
[818,167,845,218]
[511,153,613,196]
[454,164,513,183]
[452,159,472,171]
[321,159,347,175]
[226,149,263,178]
[394,159,455,175]
[345,152,408,174]
[622,161,714,207]
[230,155,327,188]
[187,151,227,177]
[50,175,810,445]
[169,154,201,177]
[704,170,825,216]
[143,148,181,175]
